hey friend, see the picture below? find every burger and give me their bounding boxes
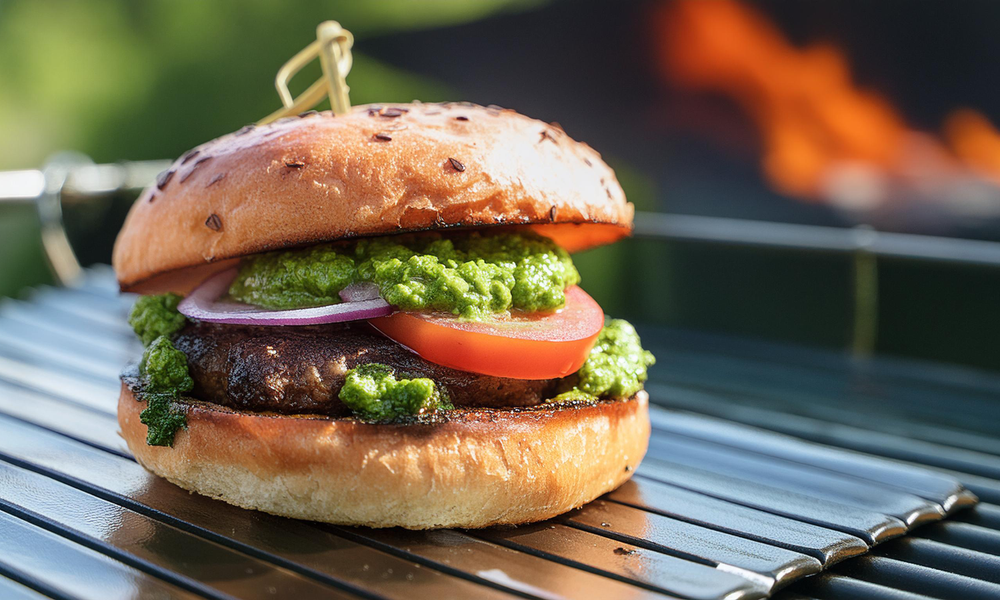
[112,102,655,529]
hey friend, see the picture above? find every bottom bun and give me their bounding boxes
[118,385,649,529]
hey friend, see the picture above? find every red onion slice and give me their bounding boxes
[177,269,393,325]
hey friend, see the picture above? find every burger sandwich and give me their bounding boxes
[113,102,655,529]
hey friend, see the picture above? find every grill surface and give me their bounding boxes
[0,266,997,600]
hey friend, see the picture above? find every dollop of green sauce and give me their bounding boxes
[338,363,452,421]
[129,294,192,447]
[137,335,193,446]
[551,319,656,403]
[229,232,580,320]
[129,293,187,346]
[140,336,194,395]
[139,393,189,447]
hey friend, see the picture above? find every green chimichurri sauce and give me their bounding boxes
[551,319,656,403]
[129,294,192,446]
[128,292,187,346]
[228,231,580,320]
[338,363,452,421]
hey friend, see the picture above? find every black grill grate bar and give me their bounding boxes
[331,526,675,600]
[648,373,1000,456]
[0,357,117,416]
[0,312,133,363]
[649,376,1000,464]
[0,369,118,419]
[778,573,941,600]
[636,461,907,545]
[647,382,1000,486]
[552,519,789,595]
[0,380,129,457]
[26,289,133,334]
[648,353,1000,438]
[0,322,129,378]
[605,479,869,566]
[914,521,1000,556]
[473,523,742,600]
[0,324,131,376]
[0,498,241,600]
[0,375,115,420]
[0,298,131,345]
[644,435,947,528]
[0,461,366,600]
[0,574,49,600]
[914,521,1000,552]
[31,284,129,310]
[0,326,122,381]
[558,498,821,591]
[641,327,1000,399]
[0,510,207,600]
[870,537,1000,585]
[14,291,133,337]
[486,520,771,600]
[648,345,1000,416]
[934,471,1000,507]
[656,367,1000,450]
[954,504,1000,531]
[830,555,1000,600]
[647,408,974,509]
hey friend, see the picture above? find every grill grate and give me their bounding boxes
[0,266,997,600]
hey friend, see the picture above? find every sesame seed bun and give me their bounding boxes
[113,102,634,293]
[118,384,649,529]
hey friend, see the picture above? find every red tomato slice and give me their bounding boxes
[369,286,604,380]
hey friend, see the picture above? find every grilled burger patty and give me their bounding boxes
[174,321,559,416]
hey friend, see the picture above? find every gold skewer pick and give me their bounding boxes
[259,21,354,125]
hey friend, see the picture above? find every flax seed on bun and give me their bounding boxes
[113,103,633,293]
[119,384,650,529]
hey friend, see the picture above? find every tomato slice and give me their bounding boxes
[369,286,604,380]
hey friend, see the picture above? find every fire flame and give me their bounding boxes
[945,109,1000,187]
[655,0,1000,208]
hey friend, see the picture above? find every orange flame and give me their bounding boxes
[655,0,1000,203]
[944,109,1000,187]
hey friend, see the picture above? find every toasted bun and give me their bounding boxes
[114,103,633,293]
[118,385,649,529]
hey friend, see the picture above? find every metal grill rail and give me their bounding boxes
[0,267,997,600]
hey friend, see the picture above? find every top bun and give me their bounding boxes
[113,102,633,292]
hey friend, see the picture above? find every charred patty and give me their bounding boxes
[174,321,559,416]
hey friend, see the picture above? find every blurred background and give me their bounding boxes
[2,0,999,369]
